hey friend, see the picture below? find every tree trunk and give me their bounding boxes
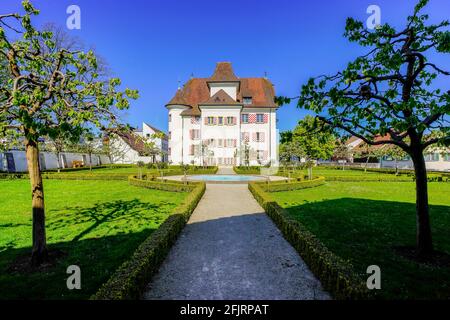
[411,149,433,259]
[395,159,399,175]
[89,153,92,171]
[26,139,48,266]
[365,157,369,172]
[56,151,62,173]
[308,162,313,180]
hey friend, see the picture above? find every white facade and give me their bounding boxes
[0,150,110,173]
[110,122,168,165]
[167,62,279,166]
[347,137,450,172]
[168,106,278,166]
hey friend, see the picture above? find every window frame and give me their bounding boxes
[256,113,264,123]
[243,97,252,105]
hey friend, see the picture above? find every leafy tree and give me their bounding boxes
[0,2,138,266]
[292,115,335,179]
[279,140,305,179]
[136,161,145,180]
[382,144,409,175]
[76,131,103,171]
[333,139,352,170]
[280,130,293,144]
[277,0,449,258]
[43,134,70,172]
[196,141,213,167]
[141,131,165,164]
[353,142,387,172]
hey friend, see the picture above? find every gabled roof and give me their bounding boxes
[143,123,168,139]
[117,131,148,156]
[166,62,277,116]
[199,89,241,106]
[208,62,239,82]
[166,88,189,106]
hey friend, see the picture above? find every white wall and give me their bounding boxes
[168,106,187,165]
[109,137,153,164]
[241,108,275,166]
[199,106,241,166]
[1,150,111,172]
[209,82,239,100]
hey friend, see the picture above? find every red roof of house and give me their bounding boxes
[209,62,239,82]
[166,62,277,116]
[116,131,146,155]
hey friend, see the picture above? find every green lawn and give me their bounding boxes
[0,179,187,299]
[271,181,450,299]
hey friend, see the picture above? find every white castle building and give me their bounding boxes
[166,62,279,166]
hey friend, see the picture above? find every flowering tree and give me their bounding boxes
[277,0,449,258]
[0,2,138,265]
[292,115,335,179]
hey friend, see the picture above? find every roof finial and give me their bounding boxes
[190,72,194,79]
[177,79,181,90]
[264,71,268,79]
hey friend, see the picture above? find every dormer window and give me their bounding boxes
[243,97,252,105]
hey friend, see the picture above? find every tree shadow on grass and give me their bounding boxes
[0,198,179,299]
[46,199,176,242]
[0,229,155,300]
[282,197,450,299]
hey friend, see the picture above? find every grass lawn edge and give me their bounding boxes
[90,179,206,300]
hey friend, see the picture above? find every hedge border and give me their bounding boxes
[249,179,372,300]
[260,176,326,192]
[128,175,198,192]
[0,167,219,181]
[90,179,205,300]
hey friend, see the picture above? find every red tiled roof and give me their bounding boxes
[117,131,148,156]
[209,62,239,82]
[166,63,277,116]
[166,88,189,106]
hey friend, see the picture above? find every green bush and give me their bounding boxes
[248,182,371,300]
[128,175,198,192]
[254,176,326,192]
[91,180,205,300]
[233,166,261,174]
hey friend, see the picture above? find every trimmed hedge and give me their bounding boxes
[249,181,372,300]
[0,173,130,181]
[233,166,261,174]
[128,175,198,192]
[258,176,326,192]
[318,165,450,181]
[324,175,413,182]
[0,167,218,181]
[91,179,206,300]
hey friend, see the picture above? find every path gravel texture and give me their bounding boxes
[143,183,330,300]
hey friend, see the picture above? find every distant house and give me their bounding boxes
[109,122,168,164]
[346,136,450,172]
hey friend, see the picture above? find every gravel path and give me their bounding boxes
[143,184,330,300]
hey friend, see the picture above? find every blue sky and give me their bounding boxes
[2,0,449,133]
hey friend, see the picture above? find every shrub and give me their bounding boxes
[233,166,261,174]
[254,176,326,192]
[128,175,198,192]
